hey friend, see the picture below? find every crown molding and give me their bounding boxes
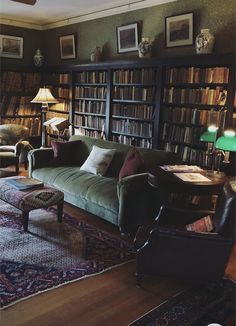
[0,0,176,31]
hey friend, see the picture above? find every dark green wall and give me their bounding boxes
[0,24,43,67]
[1,0,236,67]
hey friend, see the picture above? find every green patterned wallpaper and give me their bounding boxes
[1,0,235,66]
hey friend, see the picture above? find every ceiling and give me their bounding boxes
[0,0,176,30]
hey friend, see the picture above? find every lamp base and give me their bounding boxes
[205,170,225,179]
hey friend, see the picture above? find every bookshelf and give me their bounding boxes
[0,68,42,137]
[111,67,157,148]
[159,57,235,168]
[43,69,71,144]
[72,68,108,139]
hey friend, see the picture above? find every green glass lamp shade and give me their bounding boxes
[200,130,217,143]
[215,134,236,152]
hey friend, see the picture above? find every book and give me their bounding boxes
[5,178,44,190]
[174,173,211,183]
[160,165,203,173]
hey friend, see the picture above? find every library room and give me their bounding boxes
[0,0,235,325]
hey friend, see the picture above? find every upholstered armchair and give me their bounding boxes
[134,179,236,284]
[0,124,31,174]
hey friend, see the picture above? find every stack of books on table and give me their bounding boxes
[160,165,211,182]
[160,165,203,173]
[5,178,44,190]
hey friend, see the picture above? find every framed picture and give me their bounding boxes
[0,34,23,59]
[116,22,139,53]
[165,12,193,48]
[59,34,76,59]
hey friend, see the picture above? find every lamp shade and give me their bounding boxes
[215,130,236,152]
[31,87,58,104]
[200,130,217,143]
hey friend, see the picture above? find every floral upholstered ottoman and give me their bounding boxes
[0,177,64,231]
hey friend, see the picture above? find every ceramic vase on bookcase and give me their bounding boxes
[33,49,44,67]
[138,37,152,58]
[195,29,215,54]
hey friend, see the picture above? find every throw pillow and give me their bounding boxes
[119,148,144,180]
[80,145,116,176]
[186,215,214,233]
[51,140,81,165]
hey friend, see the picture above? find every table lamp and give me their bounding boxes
[31,87,59,147]
[200,125,220,174]
[215,129,236,163]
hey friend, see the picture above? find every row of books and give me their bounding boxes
[161,107,227,127]
[74,115,105,129]
[76,71,107,84]
[74,100,106,115]
[1,95,38,116]
[113,86,154,102]
[112,119,153,137]
[49,100,70,113]
[165,66,229,84]
[112,135,153,148]
[46,110,69,121]
[1,117,41,136]
[161,123,205,145]
[163,87,227,105]
[49,87,70,99]
[74,127,105,139]
[1,71,41,92]
[112,103,154,120]
[44,73,69,84]
[74,86,107,99]
[164,142,212,168]
[113,68,156,84]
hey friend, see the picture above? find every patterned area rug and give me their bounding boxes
[129,279,236,326]
[0,200,134,309]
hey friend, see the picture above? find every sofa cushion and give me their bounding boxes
[51,140,81,165]
[80,145,116,176]
[119,149,144,180]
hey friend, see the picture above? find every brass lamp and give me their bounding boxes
[31,87,58,147]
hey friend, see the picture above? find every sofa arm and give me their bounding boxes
[28,148,54,177]
[117,173,164,234]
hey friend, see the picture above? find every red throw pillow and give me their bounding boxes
[186,215,214,233]
[51,140,81,165]
[119,149,144,180]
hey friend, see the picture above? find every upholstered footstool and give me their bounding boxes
[0,177,64,231]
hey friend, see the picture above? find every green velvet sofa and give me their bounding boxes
[28,135,179,234]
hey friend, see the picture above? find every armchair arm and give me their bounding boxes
[28,148,54,177]
[156,204,215,227]
[137,227,234,281]
[117,173,163,234]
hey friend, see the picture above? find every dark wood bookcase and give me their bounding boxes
[0,66,42,137]
[1,53,235,168]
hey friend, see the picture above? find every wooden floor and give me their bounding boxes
[0,165,236,326]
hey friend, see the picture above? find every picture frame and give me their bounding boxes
[165,12,193,48]
[59,34,76,59]
[0,34,23,59]
[116,22,139,53]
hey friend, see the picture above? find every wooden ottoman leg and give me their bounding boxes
[22,211,29,232]
[57,200,64,223]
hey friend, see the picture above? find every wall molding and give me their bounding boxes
[0,0,176,31]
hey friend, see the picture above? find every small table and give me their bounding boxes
[0,177,64,232]
[148,167,227,196]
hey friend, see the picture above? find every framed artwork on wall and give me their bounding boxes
[165,12,193,47]
[116,22,139,53]
[0,34,23,59]
[59,34,76,59]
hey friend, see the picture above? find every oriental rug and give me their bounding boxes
[0,200,134,309]
[129,278,236,326]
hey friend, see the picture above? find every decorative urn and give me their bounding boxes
[138,37,152,58]
[33,49,44,67]
[195,29,215,54]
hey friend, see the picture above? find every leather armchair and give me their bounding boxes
[135,179,236,284]
[0,124,31,174]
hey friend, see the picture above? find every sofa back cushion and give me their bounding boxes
[70,135,132,177]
